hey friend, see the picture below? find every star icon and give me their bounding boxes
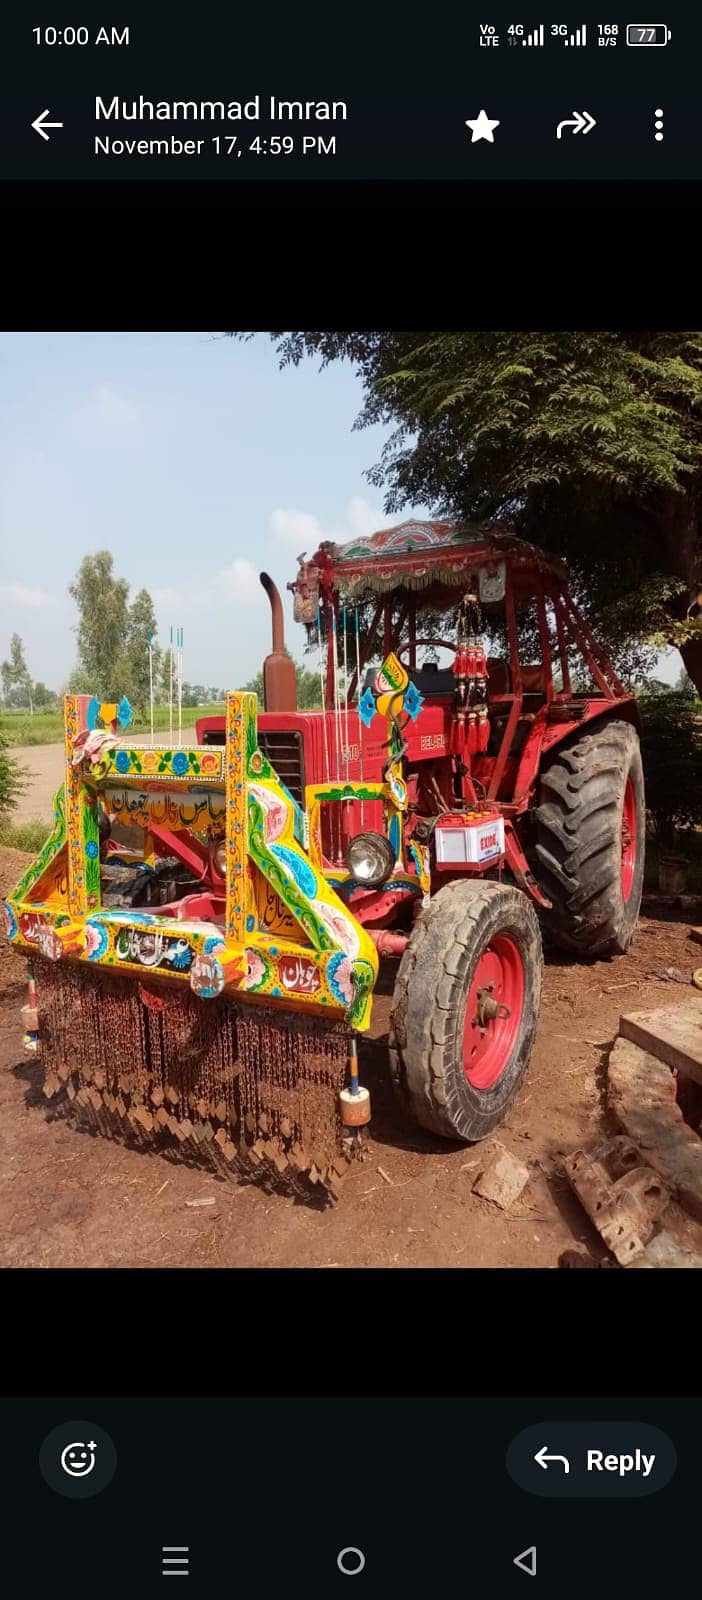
[465,109,500,143]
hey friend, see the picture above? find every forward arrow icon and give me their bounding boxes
[556,110,596,139]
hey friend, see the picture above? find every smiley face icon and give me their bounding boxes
[60,1440,97,1478]
[40,1422,116,1498]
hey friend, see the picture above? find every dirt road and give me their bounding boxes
[13,732,199,824]
[2,845,701,1269]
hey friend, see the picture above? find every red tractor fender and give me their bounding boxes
[513,694,640,808]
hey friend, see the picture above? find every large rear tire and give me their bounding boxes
[389,881,542,1142]
[532,718,645,956]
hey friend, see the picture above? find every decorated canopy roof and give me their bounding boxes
[311,520,566,602]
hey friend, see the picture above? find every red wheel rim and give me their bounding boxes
[621,777,637,902]
[462,934,525,1091]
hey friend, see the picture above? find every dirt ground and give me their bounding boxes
[12,731,199,824]
[3,844,702,1269]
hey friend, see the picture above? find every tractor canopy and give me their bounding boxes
[290,519,568,621]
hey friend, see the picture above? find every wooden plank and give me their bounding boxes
[620,1001,702,1087]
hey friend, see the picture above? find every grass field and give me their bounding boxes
[0,704,226,746]
[0,818,52,853]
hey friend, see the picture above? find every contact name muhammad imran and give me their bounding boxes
[95,96,347,122]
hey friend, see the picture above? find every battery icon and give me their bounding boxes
[626,24,671,45]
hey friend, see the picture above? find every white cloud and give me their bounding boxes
[270,507,323,553]
[220,558,260,599]
[0,582,59,609]
[270,495,387,555]
[345,495,387,539]
[94,384,138,426]
[154,559,259,618]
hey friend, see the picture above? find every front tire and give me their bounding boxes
[389,881,542,1142]
[533,718,645,956]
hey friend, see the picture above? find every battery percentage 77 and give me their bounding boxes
[626,24,671,46]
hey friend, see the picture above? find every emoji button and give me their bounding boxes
[39,1421,117,1499]
[60,1440,96,1477]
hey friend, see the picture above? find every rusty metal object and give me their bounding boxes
[367,929,409,957]
[260,572,297,711]
[563,1134,671,1265]
[34,955,354,1202]
[475,984,511,1030]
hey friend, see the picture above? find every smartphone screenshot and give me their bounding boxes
[0,8,698,181]
[1,11,700,1600]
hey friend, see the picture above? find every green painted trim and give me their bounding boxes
[9,786,66,904]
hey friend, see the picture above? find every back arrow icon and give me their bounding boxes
[513,1547,537,1577]
[556,110,596,139]
[32,109,64,142]
[534,1445,570,1472]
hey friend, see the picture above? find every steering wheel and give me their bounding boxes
[396,638,455,664]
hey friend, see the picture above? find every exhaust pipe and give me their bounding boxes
[260,572,297,712]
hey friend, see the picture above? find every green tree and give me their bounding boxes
[2,634,34,713]
[239,333,702,694]
[68,551,130,698]
[64,666,94,697]
[674,665,697,698]
[0,732,24,817]
[159,647,176,705]
[638,689,702,845]
[242,670,264,699]
[242,662,322,708]
[31,682,57,709]
[122,588,159,715]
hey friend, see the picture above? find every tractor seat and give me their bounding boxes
[363,664,455,696]
[487,660,548,696]
[487,657,510,695]
[407,663,454,696]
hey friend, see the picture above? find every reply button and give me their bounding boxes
[507,1422,676,1498]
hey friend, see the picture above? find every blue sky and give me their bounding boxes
[0,332,412,691]
[0,332,679,692]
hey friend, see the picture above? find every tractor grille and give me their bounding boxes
[258,729,305,805]
[199,724,305,805]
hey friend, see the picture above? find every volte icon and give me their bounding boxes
[513,1546,537,1578]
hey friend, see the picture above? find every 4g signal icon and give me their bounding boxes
[506,24,545,46]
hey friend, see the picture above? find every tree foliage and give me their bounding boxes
[1,634,34,713]
[68,552,160,710]
[0,732,24,817]
[123,588,160,715]
[69,552,130,697]
[242,662,323,708]
[237,332,702,690]
[638,689,702,844]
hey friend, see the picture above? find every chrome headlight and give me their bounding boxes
[345,831,395,887]
[213,841,227,878]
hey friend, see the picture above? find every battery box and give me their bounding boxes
[434,810,506,869]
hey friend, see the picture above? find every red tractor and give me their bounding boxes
[197,519,645,1145]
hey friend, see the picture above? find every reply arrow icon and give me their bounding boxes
[556,110,596,139]
[32,108,64,142]
[534,1444,570,1472]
